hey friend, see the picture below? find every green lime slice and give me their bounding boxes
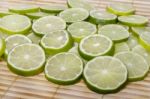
[27,32,41,44]
[79,34,113,60]
[0,10,12,17]
[40,30,73,55]
[139,31,150,51]
[133,45,150,66]
[5,34,32,55]
[7,43,45,76]
[115,51,149,81]
[115,42,130,54]
[0,38,5,57]
[9,5,39,14]
[0,15,31,34]
[32,16,66,36]
[0,31,10,39]
[89,10,117,25]
[67,0,94,11]
[67,21,96,42]
[118,15,148,26]
[59,8,89,23]
[98,24,129,42]
[40,4,67,13]
[131,26,150,36]
[25,11,55,19]
[84,56,127,92]
[45,52,83,85]
[107,2,135,16]
[117,23,129,30]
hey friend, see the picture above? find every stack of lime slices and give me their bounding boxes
[0,0,150,94]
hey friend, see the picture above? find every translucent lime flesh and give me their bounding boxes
[115,42,130,54]
[27,33,41,44]
[45,52,83,84]
[84,56,127,92]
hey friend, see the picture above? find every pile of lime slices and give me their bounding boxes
[0,0,150,93]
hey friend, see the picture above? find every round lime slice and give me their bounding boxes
[5,34,32,55]
[9,5,39,13]
[118,15,148,26]
[107,2,135,16]
[67,21,96,42]
[115,51,149,81]
[98,24,129,42]
[133,45,150,66]
[59,8,89,23]
[115,42,130,54]
[40,4,67,13]
[7,43,45,76]
[79,34,113,60]
[117,23,129,30]
[40,30,73,55]
[27,32,41,44]
[89,10,117,25]
[0,15,31,34]
[32,16,66,36]
[84,56,127,93]
[67,0,94,11]
[45,52,83,85]
[0,38,5,57]
[131,26,150,36]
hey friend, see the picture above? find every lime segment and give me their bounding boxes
[0,15,31,34]
[79,34,113,60]
[0,38,5,57]
[84,56,127,92]
[59,8,89,23]
[45,52,83,85]
[115,52,149,81]
[67,21,96,42]
[27,32,41,44]
[115,42,130,54]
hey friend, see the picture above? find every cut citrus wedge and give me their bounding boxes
[59,8,89,23]
[0,38,5,57]
[0,15,31,34]
[118,15,148,26]
[89,10,117,25]
[79,34,113,60]
[32,16,66,36]
[115,51,149,81]
[40,30,73,55]
[131,26,150,36]
[67,21,96,42]
[7,43,45,76]
[27,32,41,44]
[115,42,130,54]
[45,52,83,85]
[107,2,135,16]
[98,24,129,42]
[84,56,127,93]
[67,0,94,11]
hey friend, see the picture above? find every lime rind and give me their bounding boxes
[0,38,5,57]
[0,11,12,17]
[131,27,150,36]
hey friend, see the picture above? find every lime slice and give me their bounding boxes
[40,30,73,55]
[45,52,83,85]
[40,4,67,13]
[67,0,94,11]
[139,31,150,51]
[32,16,66,36]
[0,38,5,57]
[25,11,55,19]
[67,21,96,42]
[7,43,45,76]
[27,32,41,44]
[84,56,127,92]
[98,24,129,42]
[59,8,89,23]
[9,5,39,13]
[0,10,12,17]
[131,26,150,36]
[115,42,130,54]
[0,15,31,34]
[115,51,149,81]
[117,23,129,30]
[0,31,10,39]
[5,34,32,55]
[133,45,150,66]
[107,2,135,16]
[89,10,117,25]
[118,15,148,26]
[79,34,113,60]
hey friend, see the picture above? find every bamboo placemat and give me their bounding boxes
[0,0,150,99]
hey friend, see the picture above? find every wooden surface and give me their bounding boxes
[0,0,150,99]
